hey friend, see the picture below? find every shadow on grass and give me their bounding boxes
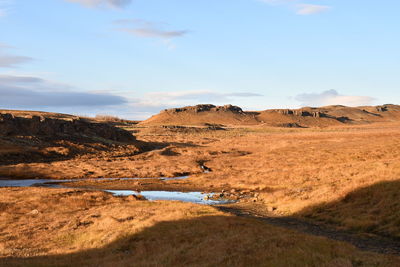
[0,215,393,267]
[297,180,400,240]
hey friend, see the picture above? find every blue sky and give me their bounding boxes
[0,0,399,119]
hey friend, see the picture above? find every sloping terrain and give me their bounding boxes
[141,104,259,126]
[0,111,144,166]
[141,104,400,127]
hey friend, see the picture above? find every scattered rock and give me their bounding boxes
[27,209,39,215]
[376,106,388,112]
[267,206,277,212]
[200,164,212,173]
[278,123,304,128]
[127,194,147,201]
[76,221,93,227]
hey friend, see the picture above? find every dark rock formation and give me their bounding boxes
[164,104,244,114]
[376,106,388,112]
[278,123,305,128]
[278,109,294,115]
[0,114,136,143]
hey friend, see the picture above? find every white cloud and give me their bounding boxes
[295,90,375,107]
[296,4,331,15]
[65,0,132,8]
[0,73,263,120]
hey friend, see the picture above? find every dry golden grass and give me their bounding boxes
[2,121,400,240]
[298,180,400,239]
[0,188,398,266]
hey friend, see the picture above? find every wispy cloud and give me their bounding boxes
[121,28,188,39]
[0,43,33,68]
[115,19,188,40]
[65,0,132,8]
[296,4,331,15]
[259,0,332,15]
[114,19,189,49]
[295,90,375,107]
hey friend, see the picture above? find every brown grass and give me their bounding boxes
[2,118,400,241]
[298,180,400,239]
[0,188,398,266]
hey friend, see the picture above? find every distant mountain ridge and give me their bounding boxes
[141,104,400,127]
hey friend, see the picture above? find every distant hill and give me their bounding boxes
[141,104,259,126]
[140,104,400,127]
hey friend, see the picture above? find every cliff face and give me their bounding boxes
[0,112,143,166]
[0,113,136,143]
[164,104,244,114]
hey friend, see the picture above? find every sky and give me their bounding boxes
[0,0,399,119]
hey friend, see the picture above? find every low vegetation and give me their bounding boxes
[298,180,400,239]
[2,107,400,265]
[0,188,398,266]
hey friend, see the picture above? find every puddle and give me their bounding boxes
[0,176,189,187]
[0,178,232,205]
[106,190,232,205]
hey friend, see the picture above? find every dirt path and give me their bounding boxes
[216,205,400,256]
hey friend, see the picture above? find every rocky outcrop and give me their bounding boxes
[144,104,400,127]
[276,109,327,118]
[0,114,136,143]
[164,104,244,114]
[376,106,388,112]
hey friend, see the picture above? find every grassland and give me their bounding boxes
[1,112,400,265]
[0,188,398,266]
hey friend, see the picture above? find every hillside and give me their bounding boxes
[141,104,400,127]
[0,110,144,166]
[141,104,259,126]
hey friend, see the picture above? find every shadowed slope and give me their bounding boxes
[298,180,400,239]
